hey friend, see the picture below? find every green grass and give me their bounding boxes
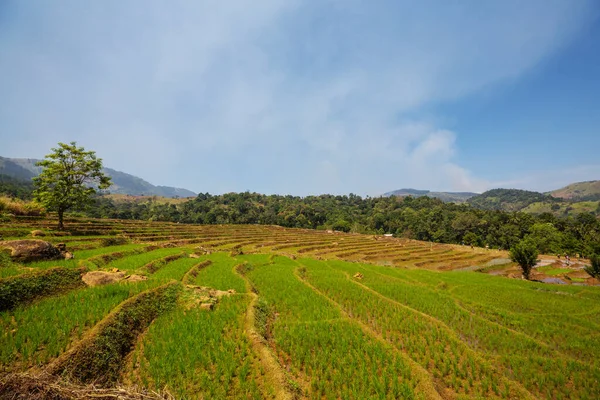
[0,280,155,371]
[543,268,572,276]
[2,219,600,398]
[242,254,420,399]
[108,248,182,272]
[190,252,247,293]
[129,294,269,399]
[320,259,600,398]
[151,257,203,283]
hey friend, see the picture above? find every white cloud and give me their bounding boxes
[0,0,595,194]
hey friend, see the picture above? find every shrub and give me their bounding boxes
[510,239,538,280]
[584,254,600,279]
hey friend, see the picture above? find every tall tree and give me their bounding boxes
[33,142,111,229]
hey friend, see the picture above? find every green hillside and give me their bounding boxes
[550,180,600,201]
[467,188,555,212]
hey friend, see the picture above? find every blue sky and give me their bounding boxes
[1,0,599,195]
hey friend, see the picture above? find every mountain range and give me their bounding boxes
[383,188,478,203]
[0,156,196,198]
[385,182,600,216]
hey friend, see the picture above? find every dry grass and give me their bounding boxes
[0,372,172,400]
[0,196,45,217]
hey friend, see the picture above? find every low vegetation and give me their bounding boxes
[0,216,598,399]
[0,267,85,311]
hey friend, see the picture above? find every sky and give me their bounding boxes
[1,0,599,196]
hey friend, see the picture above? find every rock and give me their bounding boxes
[63,251,74,260]
[189,253,200,259]
[125,274,148,282]
[56,243,67,252]
[82,271,126,286]
[81,271,147,286]
[0,240,64,262]
[30,230,46,237]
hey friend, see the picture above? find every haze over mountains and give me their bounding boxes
[0,156,196,198]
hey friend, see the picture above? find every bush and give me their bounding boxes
[510,239,539,280]
[584,254,600,279]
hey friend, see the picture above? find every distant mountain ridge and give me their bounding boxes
[467,184,600,216]
[549,180,600,201]
[467,188,555,212]
[383,188,478,203]
[0,156,196,198]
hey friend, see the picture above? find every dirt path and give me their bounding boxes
[233,263,297,400]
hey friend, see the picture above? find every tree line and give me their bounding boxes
[87,192,600,257]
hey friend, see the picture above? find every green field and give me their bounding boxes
[1,216,599,399]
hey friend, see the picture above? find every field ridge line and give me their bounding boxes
[45,281,179,377]
[293,260,443,400]
[233,262,297,400]
[181,259,212,284]
[325,261,537,400]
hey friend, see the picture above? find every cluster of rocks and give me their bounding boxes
[185,285,236,311]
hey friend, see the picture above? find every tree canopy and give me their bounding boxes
[33,142,111,229]
[510,239,539,280]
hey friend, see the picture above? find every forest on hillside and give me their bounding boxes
[85,193,600,257]
[2,175,599,257]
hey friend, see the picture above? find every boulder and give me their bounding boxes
[0,240,65,262]
[82,271,126,286]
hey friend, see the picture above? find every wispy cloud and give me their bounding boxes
[0,0,595,195]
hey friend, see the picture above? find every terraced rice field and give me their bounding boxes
[1,216,599,399]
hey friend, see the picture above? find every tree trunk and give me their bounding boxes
[58,209,64,230]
